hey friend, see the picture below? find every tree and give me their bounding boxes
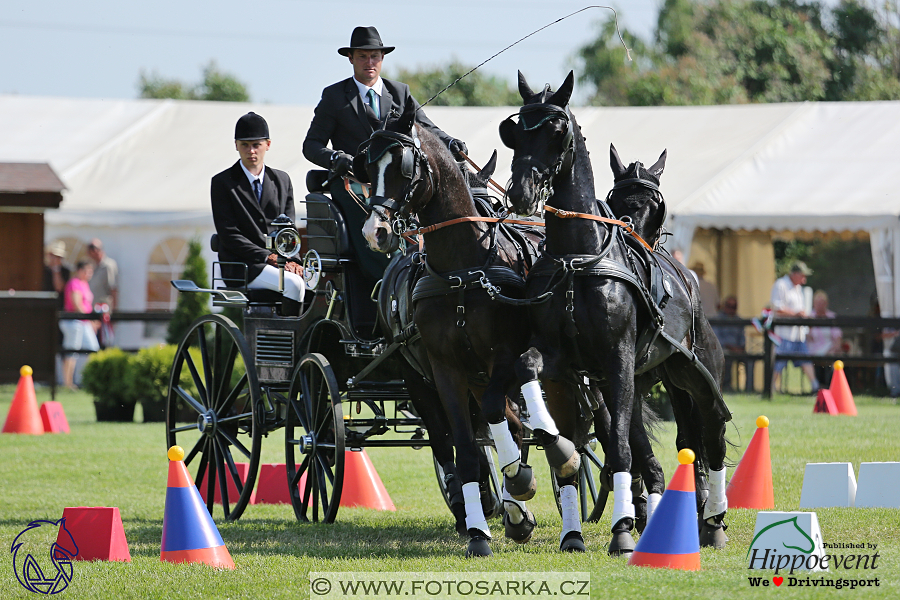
[390,60,521,106]
[576,0,900,105]
[166,239,210,345]
[139,61,250,102]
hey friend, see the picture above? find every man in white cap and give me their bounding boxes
[211,112,305,314]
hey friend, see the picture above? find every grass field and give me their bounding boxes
[1,385,897,599]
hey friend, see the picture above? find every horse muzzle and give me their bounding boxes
[362,207,400,254]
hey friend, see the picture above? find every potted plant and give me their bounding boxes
[80,348,137,422]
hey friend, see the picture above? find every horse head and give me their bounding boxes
[501,71,576,216]
[360,98,449,253]
[606,143,668,248]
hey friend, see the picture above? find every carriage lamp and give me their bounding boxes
[266,214,302,292]
[266,214,302,260]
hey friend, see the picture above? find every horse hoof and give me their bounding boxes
[608,517,635,556]
[503,507,536,544]
[544,435,581,478]
[465,530,493,558]
[699,514,729,549]
[634,494,648,535]
[560,531,586,553]
[505,463,536,501]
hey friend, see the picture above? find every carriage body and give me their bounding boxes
[165,172,504,525]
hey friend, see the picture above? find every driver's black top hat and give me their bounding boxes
[234,112,269,141]
[338,26,395,57]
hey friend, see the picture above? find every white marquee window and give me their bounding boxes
[146,237,188,311]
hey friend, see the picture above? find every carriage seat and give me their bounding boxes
[209,233,284,304]
[303,193,353,259]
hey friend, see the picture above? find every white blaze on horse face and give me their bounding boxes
[362,210,391,251]
[373,151,393,199]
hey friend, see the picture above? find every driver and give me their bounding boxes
[211,112,305,314]
[303,25,467,282]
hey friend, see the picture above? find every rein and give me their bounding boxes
[401,215,545,242]
[543,205,654,252]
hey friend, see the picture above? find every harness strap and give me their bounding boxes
[401,215,545,241]
[543,205,654,252]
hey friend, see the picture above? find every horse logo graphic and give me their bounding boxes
[11,518,78,594]
[747,515,815,558]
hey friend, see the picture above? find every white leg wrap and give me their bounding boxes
[647,492,662,522]
[502,487,526,525]
[559,484,581,543]
[611,472,635,527]
[489,420,521,476]
[463,482,490,537]
[703,467,728,520]
[521,380,558,435]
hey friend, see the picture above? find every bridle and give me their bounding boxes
[500,102,575,206]
[606,162,668,232]
[362,126,434,236]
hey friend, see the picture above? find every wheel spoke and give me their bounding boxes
[218,373,249,416]
[184,436,206,467]
[198,325,214,405]
[215,340,239,412]
[315,452,336,486]
[291,454,312,488]
[173,386,206,416]
[205,441,218,516]
[219,427,253,461]
[316,459,331,515]
[182,345,209,408]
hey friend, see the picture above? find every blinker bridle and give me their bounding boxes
[500,103,575,206]
[363,126,434,235]
[607,162,668,225]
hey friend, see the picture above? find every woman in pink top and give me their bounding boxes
[61,261,100,389]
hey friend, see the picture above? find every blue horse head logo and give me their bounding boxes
[11,518,78,594]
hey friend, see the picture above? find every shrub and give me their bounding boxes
[80,348,137,421]
[130,344,203,422]
[166,238,210,345]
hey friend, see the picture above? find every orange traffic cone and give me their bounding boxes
[161,446,235,569]
[726,416,774,509]
[628,449,701,570]
[2,366,44,435]
[340,450,395,511]
[829,361,857,416]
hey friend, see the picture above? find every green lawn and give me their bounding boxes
[0,385,897,599]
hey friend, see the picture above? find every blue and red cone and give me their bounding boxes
[160,446,235,569]
[628,449,701,570]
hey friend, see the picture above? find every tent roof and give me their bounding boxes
[2,95,898,232]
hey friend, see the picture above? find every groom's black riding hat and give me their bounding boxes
[338,26,395,56]
[234,112,269,141]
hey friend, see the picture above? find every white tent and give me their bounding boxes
[3,95,899,348]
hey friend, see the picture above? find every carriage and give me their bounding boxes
[165,169,610,527]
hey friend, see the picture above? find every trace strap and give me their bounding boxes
[543,205,654,252]
[401,215,545,242]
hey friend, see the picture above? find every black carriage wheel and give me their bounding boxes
[433,445,503,519]
[165,314,262,522]
[285,353,345,523]
[552,441,609,523]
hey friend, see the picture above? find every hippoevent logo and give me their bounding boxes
[10,519,78,594]
[746,516,880,589]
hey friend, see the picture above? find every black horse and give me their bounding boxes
[502,71,732,554]
[357,100,554,557]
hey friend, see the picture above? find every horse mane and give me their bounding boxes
[569,112,596,201]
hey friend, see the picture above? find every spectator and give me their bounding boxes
[61,261,100,389]
[88,238,118,310]
[42,240,70,309]
[806,290,843,387]
[88,238,118,347]
[712,295,751,391]
[691,261,720,318]
[771,261,818,393]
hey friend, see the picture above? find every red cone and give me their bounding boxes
[2,366,44,435]
[57,507,131,562]
[829,361,857,416]
[726,416,774,509]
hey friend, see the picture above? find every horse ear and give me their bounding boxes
[517,70,535,102]
[610,143,627,179]
[550,71,575,107]
[482,150,498,180]
[649,149,667,178]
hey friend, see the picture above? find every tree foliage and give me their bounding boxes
[166,239,210,345]
[390,60,521,106]
[139,61,250,102]
[577,0,900,105]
